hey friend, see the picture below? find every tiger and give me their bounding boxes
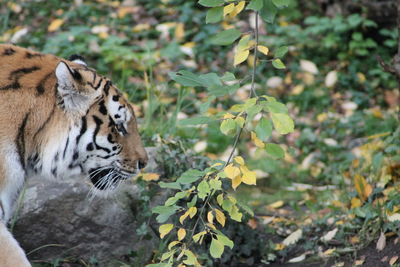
[0,44,148,266]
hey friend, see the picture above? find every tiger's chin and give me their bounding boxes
[88,167,134,191]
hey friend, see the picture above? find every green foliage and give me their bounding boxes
[150,1,294,265]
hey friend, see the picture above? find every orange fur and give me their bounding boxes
[0,44,148,266]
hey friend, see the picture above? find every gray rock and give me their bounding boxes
[12,147,160,265]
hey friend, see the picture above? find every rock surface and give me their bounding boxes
[12,148,159,265]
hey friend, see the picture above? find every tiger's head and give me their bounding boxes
[47,56,148,191]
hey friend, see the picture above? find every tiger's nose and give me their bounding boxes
[138,159,147,169]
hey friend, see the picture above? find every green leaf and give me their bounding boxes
[152,205,180,223]
[210,238,224,258]
[198,0,224,7]
[199,73,222,87]
[246,105,263,121]
[187,195,198,208]
[272,59,286,69]
[271,113,294,134]
[259,0,277,23]
[210,29,242,46]
[237,200,254,216]
[247,0,264,11]
[255,117,273,141]
[265,143,285,159]
[178,116,215,126]
[183,249,198,265]
[200,97,214,114]
[197,180,211,200]
[165,197,179,206]
[217,234,234,249]
[206,7,224,23]
[165,192,187,206]
[229,205,243,222]
[177,169,205,184]
[274,46,289,58]
[263,101,288,114]
[221,72,236,82]
[272,0,290,8]
[169,71,204,87]
[208,84,240,97]
[220,118,237,135]
[159,181,182,190]
[209,179,222,191]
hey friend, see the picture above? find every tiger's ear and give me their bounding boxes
[55,61,98,116]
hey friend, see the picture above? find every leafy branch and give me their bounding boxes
[149,1,294,266]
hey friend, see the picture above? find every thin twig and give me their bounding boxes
[250,11,259,98]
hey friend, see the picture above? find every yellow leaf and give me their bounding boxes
[235,116,245,128]
[207,223,217,230]
[188,207,197,218]
[234,156,245,166]
[223,3,235,16]
[175,23,185,42]
[323,248,336,256]
[211,162,223,168]
[217,193,224,206]
[215,209,226,227]
[207,211,214,224]
[168,240,180,250]
[132,23,151,32]
[159,224,174,239]
[228,1,245,18]
[223,113,235,119]
[268,200,284,209]
[231,175,241,190]
[193,231,207,243]
[351,197,362,208]
[274,243,285,250]
[234,49,249,66]
[180,210,190,224]
[257,45,269,56]
[224,164,240,179]
[354,174,373,201]
[251,132,265,148]
[177,228,186,241]
[48,19,64,32]
[240,166,256,185]
[142,173,160,181]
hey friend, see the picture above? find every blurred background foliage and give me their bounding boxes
[1,0,400,265]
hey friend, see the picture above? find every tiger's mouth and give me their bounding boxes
[89,168,132,190]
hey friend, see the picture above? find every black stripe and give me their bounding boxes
[33,104,56,140]
[104,81,111,95]
[0,66,41,91]
[63,137,70,159]
[3,48,15,56]
[76,116,87,144]
[16,112,30,169]
[88,78,103,90]
[26,51,43,58]
[36,72,52,95]
[92,115,111,153]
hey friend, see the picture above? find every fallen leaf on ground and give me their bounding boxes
[287,253,306,263]
[390,256,399,265]
[282,229,302,246]
[321,228,338,242]
[376,231,386,251]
